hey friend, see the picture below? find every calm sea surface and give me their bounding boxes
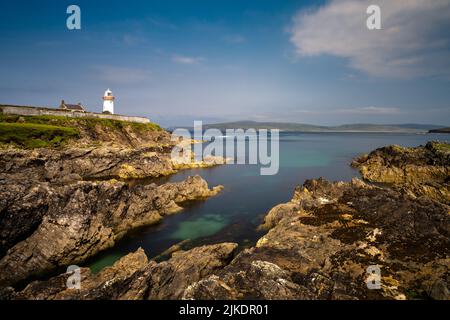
[86,132,449,272]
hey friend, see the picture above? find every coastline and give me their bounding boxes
[0,134,448,300]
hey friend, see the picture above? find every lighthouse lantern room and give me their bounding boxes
[103,89,115,114]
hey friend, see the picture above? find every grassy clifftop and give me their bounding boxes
[0,114,166,149]
[0,122,79,149]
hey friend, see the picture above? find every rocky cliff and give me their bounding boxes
[0,176,223,287]
[0,115,225,288]
[0,115,225,183]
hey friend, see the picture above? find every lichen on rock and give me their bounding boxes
[352,141,450,205]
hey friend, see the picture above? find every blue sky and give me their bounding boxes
[0,0,449,127]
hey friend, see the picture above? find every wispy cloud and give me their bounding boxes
[93,66,150,84]
[172,55,203,65]
[290,0,450,78]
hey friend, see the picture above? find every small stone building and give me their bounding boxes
[59,100,86,112]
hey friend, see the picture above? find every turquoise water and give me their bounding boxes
[170,214,229,240]
[86,132,449,272]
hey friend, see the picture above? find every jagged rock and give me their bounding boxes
[352,141,450,204]
[259,203,299,230]
[0,176,223,287]
[186,178,450,300]
[183,257,313,300]
[260,178,350,230]
[11,248,152,300]
[0,181,50,257]
[146,243,237,300]
[0,145,198,184]
[0,146,227,184]
[2,138,449,300]
[5,243,237,300]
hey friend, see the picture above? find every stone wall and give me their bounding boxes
[0,105,150,124]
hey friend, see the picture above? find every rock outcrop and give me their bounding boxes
[0,175,223,287]
[186,178,450,300]
[8,177,448,300]
[0,145,225,184]
[0,116,226,184]
[352,141,450,205]
[3,243,237,300]
[0,115,232,296]
[1,140,449,300]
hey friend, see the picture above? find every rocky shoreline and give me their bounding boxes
[0,122,225,289]
[0,175,222,287]
[352,141,449,205]
[0,140,449,300]
[0,143,226,184]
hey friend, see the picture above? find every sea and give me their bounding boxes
[85,132,449,272]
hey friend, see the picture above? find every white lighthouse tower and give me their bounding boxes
[102,89,115,114]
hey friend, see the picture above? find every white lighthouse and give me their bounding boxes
[102,89,115,114]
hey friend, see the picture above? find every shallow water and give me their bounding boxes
[86,132,449,273]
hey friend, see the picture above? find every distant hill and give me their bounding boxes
[429,127,450,133]
[196,121,442,133]
[393,124,443,130]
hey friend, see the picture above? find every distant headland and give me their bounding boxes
[429,127,450,133]
[198,120,445,133]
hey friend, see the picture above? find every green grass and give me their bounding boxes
[0,122,79,149]
[0,114,162,132]
[0,114,163,149]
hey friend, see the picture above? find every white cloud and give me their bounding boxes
[94,66,150,84]
[172,55,203,65]
[290,0,450,78]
